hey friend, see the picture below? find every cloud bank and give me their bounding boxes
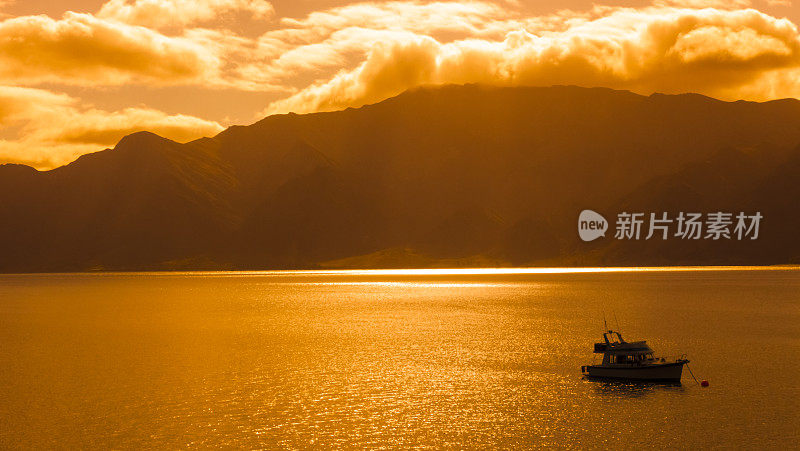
[0,12,218,86]
[262,4,800,114]
[0,86,223,168]
[1,0,800,168]
[97,0,274,29]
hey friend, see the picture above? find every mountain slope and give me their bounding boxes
[2,84,800,271]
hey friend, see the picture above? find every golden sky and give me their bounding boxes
[1,0,799,169]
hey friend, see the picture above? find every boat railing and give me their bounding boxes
[659,354,688,363]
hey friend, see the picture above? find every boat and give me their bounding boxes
[581,329,688,382]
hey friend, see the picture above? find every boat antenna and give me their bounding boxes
[603,311,608,332]
[613,312,620,331]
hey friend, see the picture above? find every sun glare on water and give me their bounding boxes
[128,265,800,278]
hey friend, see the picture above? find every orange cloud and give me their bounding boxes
[653,0,752,7]
[275,1,511,40]
[215,1,520,91]
[0,12,219,86]
[0,86,223,169]
[2,0,800,169]
[97,0,274,29]
[262,5,800,115]
[0,141,102,169]
[39,108,225,145]
[6,0,795,99]
[0,86,74,124]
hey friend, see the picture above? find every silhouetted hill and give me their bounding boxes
[2,85,800,271]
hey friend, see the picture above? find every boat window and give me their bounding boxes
[616,355,636,363]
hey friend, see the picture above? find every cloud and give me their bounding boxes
[2,0,800,168]
[0,86,74,125]
[262,5,800,115]
[0,12,219,86]
[5,0,795,99]
[653,0,752,8]
[207,1,523,91]
[274,1,512,40]
[0,140,101,169]
[97,0,274,29]
[38,108,225,145]
[0,86,223,169]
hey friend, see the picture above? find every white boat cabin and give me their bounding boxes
[594,330,661,365]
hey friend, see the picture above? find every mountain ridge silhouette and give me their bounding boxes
[2,84,799,271]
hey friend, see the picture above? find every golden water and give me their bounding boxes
[1,268,798,448]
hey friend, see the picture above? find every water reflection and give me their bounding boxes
[0,269,797,448]
[584,378,686,398]
[286,282,521,288]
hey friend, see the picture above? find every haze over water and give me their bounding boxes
[1,268,798,448]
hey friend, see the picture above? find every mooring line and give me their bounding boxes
[685,362,701,386]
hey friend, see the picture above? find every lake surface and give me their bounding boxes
[0,268,798,448]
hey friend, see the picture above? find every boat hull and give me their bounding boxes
[582,361,686,382]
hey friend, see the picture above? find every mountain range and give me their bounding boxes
[2,84,800,271]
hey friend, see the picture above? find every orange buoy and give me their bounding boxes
[701,380,709,387]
